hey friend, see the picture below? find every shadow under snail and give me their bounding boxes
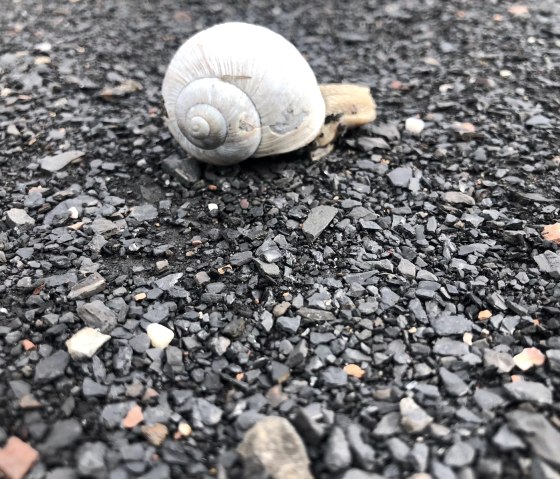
[162,22,376,166]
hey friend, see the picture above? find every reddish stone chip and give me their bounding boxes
[0,436,39,479]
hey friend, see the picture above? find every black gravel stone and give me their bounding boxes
[76,442,107,478]
[387,167,412,188]
[77,301,118,333]
[430,315,473,336]
[504,381,553,405]
[507,410,560,467]
[39,419,83,456]
[444,441,475,467]
[34,350,70,384]
[439,368,469,397]
[302,205,338,241]
[324,426,352,472]
[346,424,376,470]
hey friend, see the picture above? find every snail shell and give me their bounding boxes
[162,22,326,166]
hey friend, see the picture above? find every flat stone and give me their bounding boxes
[208,336,231,356]
[380,287,400,310]
[322,366,348,387]
[129,204,158,222]
[357,136,390,150]
[254,259,280,277]
[341,470,385,479]
[483,349,515,372]
[34,350,69,384]
[397,258,416,277]
[161,154,202,186]
[387,167,413,188]
[195,271,211,285]
[373,412,401,437]
[130,333,151,354]
[400,397,433,433]
[6,208,35,228]
[508,410,560,466]
[534,251,560,279]
[230,251,254,266]
[298,307,335,322]
[433,338,469,356]
[77,300,117,333]
[526,114,551,127]
[68,272,106,300]
[90,217,122,235]
[122,404,144,429]
[474,388,505,411]
[66,327,111,360]
[443,191,475,205]
[82,377,108,397]
[0,437,39,479]
[76,442,106,478]
[513,347,546,371]
[302,205,338,241]
[276,316,300,334]
[154,272,183,291]
[324,426,352,472]
[191,398,223,427]
[546,350,560,372]
[101,401,136,428]
[45,468,78,479]
[439,368,469,396]
[39,419,82,455]
[444,441,475,467]
[347,424,376,470]
[492,425,525,451]
[504,381,553,405]
[430,314,473,336]
[141,423,168,447]
[39,150,84,172]
[238,416,313,479]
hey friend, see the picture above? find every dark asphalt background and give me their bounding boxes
[1,1,560,478]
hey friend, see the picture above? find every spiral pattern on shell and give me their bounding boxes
[162,22,326,166]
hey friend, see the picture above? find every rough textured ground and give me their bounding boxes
[1,0,560,478]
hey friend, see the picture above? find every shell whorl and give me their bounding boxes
[174,78,261,163]
[162,22,326,166]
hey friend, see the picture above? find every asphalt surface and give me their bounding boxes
[1,1,560,478]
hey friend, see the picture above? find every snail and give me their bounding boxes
[162,22,376,166]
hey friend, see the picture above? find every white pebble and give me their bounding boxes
[405,117,425,135]
[208,203,218,212]
[66,327,111,360]
[500,69,512,78]
[68,206,80,219]
[147,323,174,349]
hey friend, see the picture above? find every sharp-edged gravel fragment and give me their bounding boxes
[504,381,553,405]
[6,208,35,228]
[77,300,117,333]
[34,351,70,384]
[39,150,84,172]
[387,167,413,187]
[400,397,433,433]
[65,327,111,360]
[67,272,106,300]
[302,205,338,241]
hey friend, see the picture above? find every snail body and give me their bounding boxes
[162,22,376,166]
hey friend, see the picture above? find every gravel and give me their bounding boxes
[1,0,560,477]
